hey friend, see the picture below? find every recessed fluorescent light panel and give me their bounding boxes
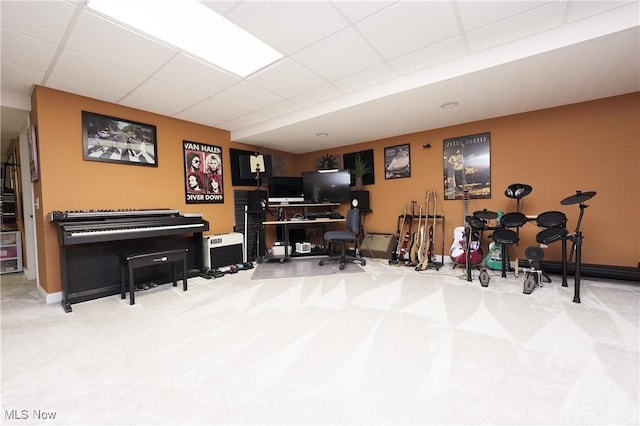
[86,0,283,77]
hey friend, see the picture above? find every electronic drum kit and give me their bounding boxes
[465,183,596,303]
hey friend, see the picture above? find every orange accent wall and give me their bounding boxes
[293,93,639,269]
[31,86,294,294]
[32,87,638,296]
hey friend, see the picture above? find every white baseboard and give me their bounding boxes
[37,285,62,304]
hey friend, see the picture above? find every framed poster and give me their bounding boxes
[443,132,491,200]
[183,140,224,204]
[28,124,39,181]
[81,111,157,166]
[384,143,411,179]
[343,149,375,186]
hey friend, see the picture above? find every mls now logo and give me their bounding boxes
[5,409,57,420]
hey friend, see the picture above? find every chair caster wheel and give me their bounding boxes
[339,264,345,270]
[319,261,324,266]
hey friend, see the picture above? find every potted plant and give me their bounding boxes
[352,153,371,190]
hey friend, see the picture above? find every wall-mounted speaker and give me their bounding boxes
[350,190,370,211]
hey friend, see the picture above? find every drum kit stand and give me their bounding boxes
[560,190,597,303]
[466,184,596,303]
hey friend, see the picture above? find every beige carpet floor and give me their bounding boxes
[1,258,638,425]
[251,256,365,279]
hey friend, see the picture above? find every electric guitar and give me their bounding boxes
[409,203,422,265]
[484,210,503,270]
[449,190,484,265]
[392,203,408,263]
[428,190,437,263]
[389,203,407,264]
[398,201,414,261]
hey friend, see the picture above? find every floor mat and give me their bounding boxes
[251,257,365,280]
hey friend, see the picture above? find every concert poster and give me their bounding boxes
[183,140,224,204]
[443,132,491,200]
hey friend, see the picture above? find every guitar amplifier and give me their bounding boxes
[360,233,397,259]
[204,233,244,270]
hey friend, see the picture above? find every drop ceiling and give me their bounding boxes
[1,0,638,160]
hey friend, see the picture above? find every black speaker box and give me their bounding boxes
[247,190,267,212]
[360,233,396,259]
[350,190,370,211]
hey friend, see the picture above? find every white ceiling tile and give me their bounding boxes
[0,62,46,93]
[227,100,300,131]
[565,1,635,22]
[50,50,147,97]
[177,96,251,125]
[390,37,467,75]
[333,63,397,93]
[118,97,182,119]
[225,1,350,55]
[333,1,396,23]
[290,84,344,108]
[456,1,556,31]
[225,110,270,129]
[125,78,208,114]
[249,59,326,99]
[66,11,178,76]
[214,81,283,110]
[1,29,58,72]
[45,73,123,104]
[255,100,302,121]
[356,1,459,60]
[467,2,567,52]
[293,28,383,81]
[201,1,241,16]
[153,54,240,96]
[0,0,76,44]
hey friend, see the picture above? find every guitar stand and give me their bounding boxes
[462,225,490,287]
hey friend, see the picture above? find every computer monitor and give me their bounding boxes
[302,170,351,203]
[267,176,305,203]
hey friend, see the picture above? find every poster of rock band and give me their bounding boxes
[443,132,491,200]
[183,140,223,204]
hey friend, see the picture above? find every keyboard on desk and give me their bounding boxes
[305,212,344,219]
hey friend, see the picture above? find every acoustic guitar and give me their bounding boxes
[398,201,414,261]
[416,192,430,267]
[484,210,503,270]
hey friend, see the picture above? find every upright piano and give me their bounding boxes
[51,209,209,312]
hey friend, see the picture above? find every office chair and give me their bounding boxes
[319,207,366,270]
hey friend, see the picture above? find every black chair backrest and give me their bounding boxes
[346,208,360,235]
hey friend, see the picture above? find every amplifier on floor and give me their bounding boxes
[204,233,244,270]
[360,233,396,259]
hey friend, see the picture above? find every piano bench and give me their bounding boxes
[119,248,188,306]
